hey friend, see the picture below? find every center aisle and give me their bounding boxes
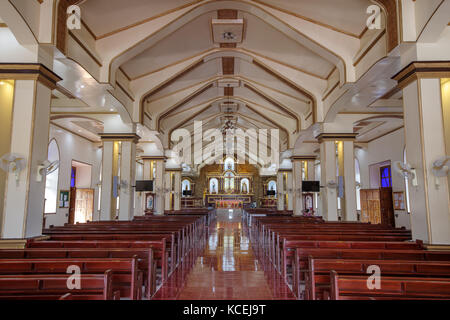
[153,209,296,300]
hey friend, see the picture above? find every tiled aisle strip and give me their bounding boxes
[152,209,296,300]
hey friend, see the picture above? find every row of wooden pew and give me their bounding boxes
[249,212,450,300]
[0,210,212,300]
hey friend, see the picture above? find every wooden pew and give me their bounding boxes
[308,258,450,300]
[42,233,176,274]
[0,257,142,300]
[281,239,423,280]
[293,248,450,299]
[329,271,450,300]
[0,247,155,299]
[0,271,118,300]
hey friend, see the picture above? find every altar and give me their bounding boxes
[204,157,254,207]
[215,200,243,208]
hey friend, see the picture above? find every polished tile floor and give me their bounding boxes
[152,209,296,300]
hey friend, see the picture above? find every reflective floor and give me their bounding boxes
[152,209,296,300]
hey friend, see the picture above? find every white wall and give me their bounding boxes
[367,129,411,229]
[44,125,102,227]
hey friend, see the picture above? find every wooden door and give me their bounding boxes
[74,188,94,223]
[380,187,395,227]
[68,187,76,224]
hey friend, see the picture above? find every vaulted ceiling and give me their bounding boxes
[48,0,411,161]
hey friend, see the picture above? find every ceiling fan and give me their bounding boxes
[0,153,27,182]
[431,156,449,188]
[36,160,60,182]
[393,161,418,186]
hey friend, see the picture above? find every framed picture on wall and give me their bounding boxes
[393,191,405,210]
[59,190,70,208]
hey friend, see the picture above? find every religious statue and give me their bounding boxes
[212,182,216,194]
[242,181,248,194]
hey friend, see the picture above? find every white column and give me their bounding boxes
[1,65,61,239]
[286,170,293,211]
[319,138,338,221]
[174,171,181,211]
[100,141,115,221]
[164,172,171,211]
[154,159,165,215]
[292,159,303,215]
[307,161,316,180]
[118,139,138,221]
[277,171,284,210]
[395,63,450,244]
[343,140,357,221]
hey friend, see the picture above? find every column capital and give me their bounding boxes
[99,133,141,143]
[316,133,358,143]
[0,63,62,89]
[291,155,317,161]
[393,61,450,89]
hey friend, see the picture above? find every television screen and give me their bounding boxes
[267,190,276,196]
[183,190,192,196]
[302,181,320,192]
[135,180,153,192]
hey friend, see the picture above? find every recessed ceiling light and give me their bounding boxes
[0,81,5,86]
[110,108,114,111]
[80,85,85,89]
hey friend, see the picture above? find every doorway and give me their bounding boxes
[68,160,94,224]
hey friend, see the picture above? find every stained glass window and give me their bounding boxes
[380,165,392,188]
[70,167,76,188]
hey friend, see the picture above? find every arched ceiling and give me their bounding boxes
[107,5,343,151]
[49,0,410,162]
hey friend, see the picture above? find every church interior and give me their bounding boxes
[0,0,449,302]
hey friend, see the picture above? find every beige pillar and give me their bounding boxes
[118,138,138,221]
[306,160,316,181]
[286,170,293,211]
[292,156,317,216]
[1,64,61,238]
[164,172,172,211]
[318,136,337,221]
[318,134,358,222]
[292,159,303,215]
[141,157,166,215]
[154,158,166,215]
[276,170,285,210]
[394,62,450,244]
[100,134,140,221]
[174,170,182,211]
[343,140,357,221]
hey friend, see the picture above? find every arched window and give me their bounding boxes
[224,157,235,171]
[355,158,361,211]
[404,147,411,213]
[268,180,277,197]
[240,178,249,193]
[44,139,60,214]
[182,179,191,196]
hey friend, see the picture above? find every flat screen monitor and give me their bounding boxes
[183,190,192,196]
[302,181,320,192]
[135,180,153,192]
[267,190,276,196]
